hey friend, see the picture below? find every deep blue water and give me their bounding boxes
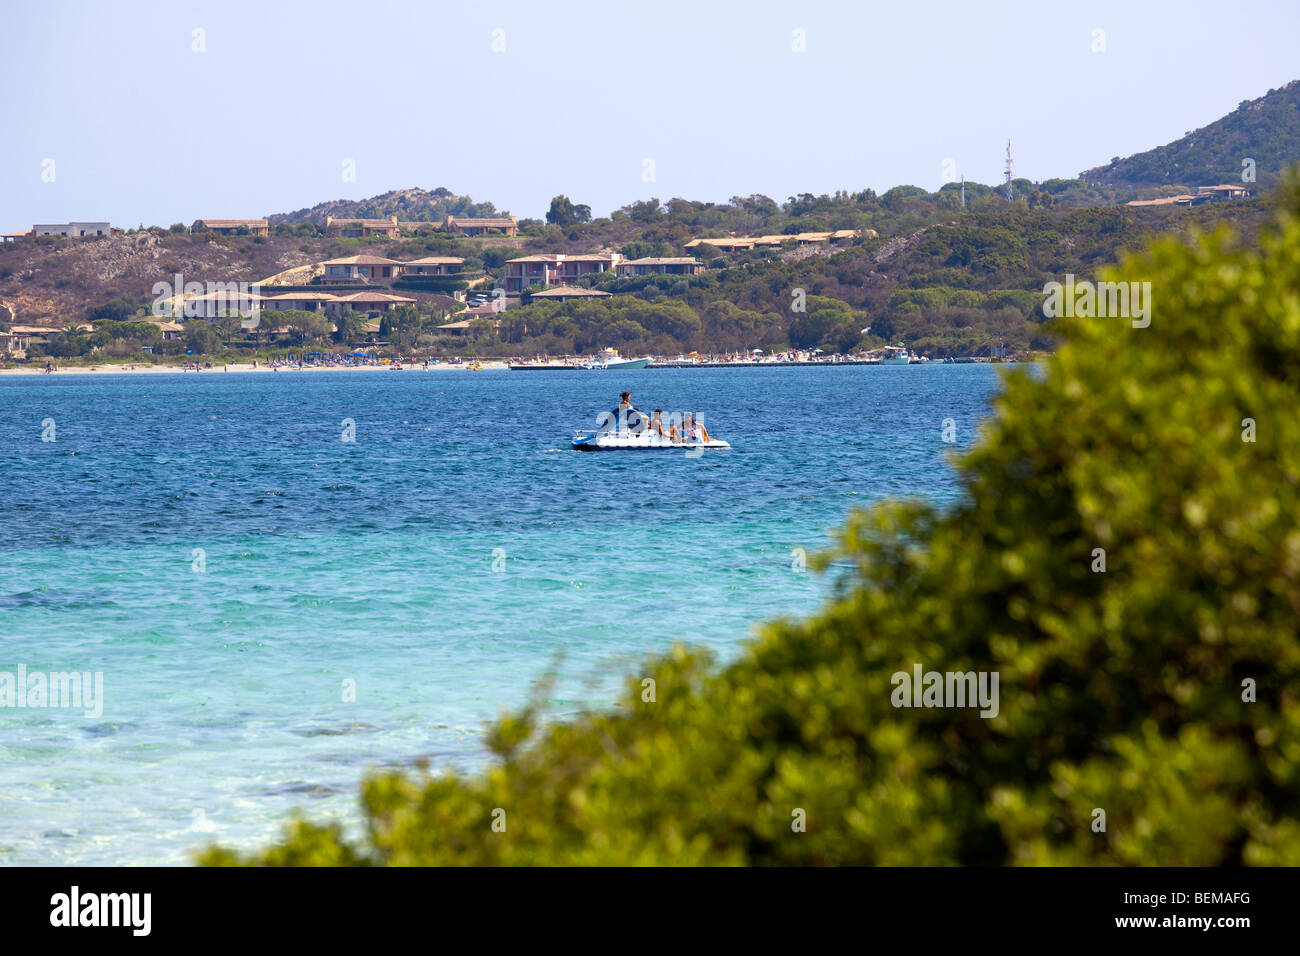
[0,364,1006,864]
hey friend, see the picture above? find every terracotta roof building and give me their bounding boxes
[446,215,518,237]
[616,257,705,277]
[325,215,401,238]
[503,252,621,292]
[325,291,416,315]
[192,219,269,237]
[402,256,465,276]
[264,292,342,312]
[320,254,404,284]
[528,286,614,302]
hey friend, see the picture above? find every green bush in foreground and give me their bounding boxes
[203,182,1300,866]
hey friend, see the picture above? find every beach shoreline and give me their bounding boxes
[0,361,512,376]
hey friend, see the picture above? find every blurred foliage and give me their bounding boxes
[206,175,1300,866]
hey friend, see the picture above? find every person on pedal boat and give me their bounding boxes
[649,409,670,440]
[610,392,645,433]
[682,412,711,443]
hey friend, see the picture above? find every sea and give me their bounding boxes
[0,364,1007,864]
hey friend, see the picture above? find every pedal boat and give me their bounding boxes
[572,429,730,451]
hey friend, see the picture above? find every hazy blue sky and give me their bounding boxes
[3,0,1297,228]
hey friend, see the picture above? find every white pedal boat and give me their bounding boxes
[572,429,730,451]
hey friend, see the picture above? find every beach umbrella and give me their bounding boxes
[751,348,764,354]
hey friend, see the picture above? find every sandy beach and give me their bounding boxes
[0,361,511,376]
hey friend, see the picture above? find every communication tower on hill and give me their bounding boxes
[1004,140,1014,202]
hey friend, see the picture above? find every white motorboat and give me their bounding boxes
[879,345,912,365]
[580,348,652,370]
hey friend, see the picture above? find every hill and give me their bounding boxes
[3,78,1292,359]
[1082,79,1300,189]
[268,187,508,226]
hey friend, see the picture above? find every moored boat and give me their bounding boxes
[581,348,652,370]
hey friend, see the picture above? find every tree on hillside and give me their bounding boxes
[545,195,592,227]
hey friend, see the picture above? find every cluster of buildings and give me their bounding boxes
[3,215,522,243]
[189,215,520,238]
[500,253,706,291]
[1124,184,1252,208]
[683,229,864,251]
[310,250,708,295]
[319,253,464,284]
[179,289,417,320]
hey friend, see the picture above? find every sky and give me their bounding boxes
[2,0,1298,228]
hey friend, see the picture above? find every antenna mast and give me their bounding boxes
[1004,140,1014,202]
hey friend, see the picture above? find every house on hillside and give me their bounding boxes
[183,290,267,319]
[325,215,401,238]
[30,221,114,238]
[683,230,860,252]
[503,254,562,292]
[528,286,613,303]
[1125,195,1198,207]
[615,257,705,277]
[684,237,758,252]
[503,253,620,292]
[555,253,621,283]
[1196,184,1251,201]
[325,291,416,316]
[263,292,341,313]
[446,215,518,237]
[320,255,403,284]
[192,218,269,237]
[402,256,465,276]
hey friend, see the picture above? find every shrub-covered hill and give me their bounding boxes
[1082,79,1300,190]
[268,187,505,226]
[203,178,1300,867]
[1,190,1275,360]
[500,195,1273,358]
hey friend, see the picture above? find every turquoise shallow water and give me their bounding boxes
[0,365,1006,864]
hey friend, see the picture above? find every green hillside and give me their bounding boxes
[1082,79,1300,189]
